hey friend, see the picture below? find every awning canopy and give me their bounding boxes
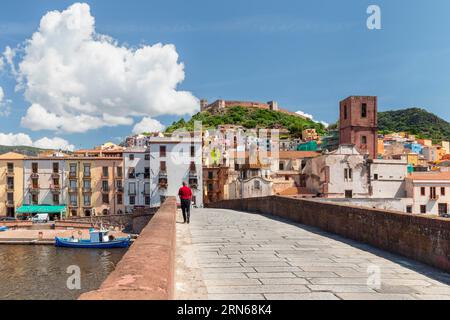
[16,205,67,216]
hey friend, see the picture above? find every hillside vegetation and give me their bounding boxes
[165,106,326,137]
[0,145,50,156]
[378,108,450,142]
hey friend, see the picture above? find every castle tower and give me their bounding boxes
[200,99,209,111]
[339,96,378,159]
[268,101,279,111]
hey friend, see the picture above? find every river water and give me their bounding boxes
[0,245,126,300]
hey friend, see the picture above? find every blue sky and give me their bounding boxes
[1,0,450,149]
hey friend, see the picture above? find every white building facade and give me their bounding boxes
[149,135,203,208]
[405,172,450,216]
[303,144,370,198]
[123,148,151,213]
[23,155,68,206]
[368,159,408,198]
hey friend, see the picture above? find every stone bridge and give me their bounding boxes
[176,208,450,300]
[81,197,450,300]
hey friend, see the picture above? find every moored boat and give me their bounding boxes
[55,229,130,248]
[0,226,8,232]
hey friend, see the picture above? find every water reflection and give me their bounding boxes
[0,245,126,300]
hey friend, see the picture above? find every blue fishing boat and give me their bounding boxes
[0,226,9,232]
[55,229,130,249]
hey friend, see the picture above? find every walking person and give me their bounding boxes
[178,181,193,224]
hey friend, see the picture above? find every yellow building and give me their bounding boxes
[66,157,124,217]
[0,152,25,217]
[302,129,319,142]
[441,141,450,154]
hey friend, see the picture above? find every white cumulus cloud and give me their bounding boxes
[0,133,33,146]
[10,2,198,133]
[132,117,166,134]
[0,87,11,116]
[295,110,314,119]
[296,109,329,128]
[0,132,74,151]
[33,137,75,151]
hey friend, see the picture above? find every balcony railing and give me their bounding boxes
[29,185,40,193]
[83,173,91,179]
[430,194,440,201]
[69,172,77,178]
[6,171,14,177]
[68,187,78,193]
[51,172,60,179]
[50,184,61,193]
[159,171,168,178]
[6,185,14,191]
[159,181,168,189]
[117,186,124,193]
[30,172,39,179]
[5,200,14,207]
[82,187,92,193]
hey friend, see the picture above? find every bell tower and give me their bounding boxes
[339,96,378,159]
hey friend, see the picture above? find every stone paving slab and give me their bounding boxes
[176,208,450,300]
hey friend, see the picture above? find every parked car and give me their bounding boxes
[32,214,49,223]
[0,217,16,222]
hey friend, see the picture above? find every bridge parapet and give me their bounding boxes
[208,196,450,273]
[79,197,177,300]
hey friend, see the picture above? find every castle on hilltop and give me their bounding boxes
[200,99,307,119]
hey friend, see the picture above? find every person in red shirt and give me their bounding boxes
[178,181,193,224]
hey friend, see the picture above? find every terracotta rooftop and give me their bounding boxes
[278,151,320,159]
[407,171,450,181]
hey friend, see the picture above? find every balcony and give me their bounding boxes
[6,184,14,192]
[83,173,91,179]
[190,183,199,190]
[159,180,168,189]
[116,186,124,193]
[68,187,78,193]
[50,184,61,193]
[30,172,39,179]
[29,185,40,194]
[102,187,110,193]
[69,172,77,179]
[159,170,168,179]
[6,171,14,177]
[82,187,92,193]
[51,172,60,179]
[5,200,14,207]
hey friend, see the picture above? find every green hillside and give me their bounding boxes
[165,106,325,137]
[378,108,450,142]
[0,145,50,156]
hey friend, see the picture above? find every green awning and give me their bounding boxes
[16,205,67,215]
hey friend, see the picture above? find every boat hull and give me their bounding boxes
[0,227,8,232]
[55,237,130,249]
